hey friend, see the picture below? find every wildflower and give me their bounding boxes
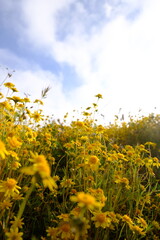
[12,193,24,201]
[122,215,134,226]
[0,178,21,198]
[137,217,148,229]
[95,93,103,99]
[60,178,75,188]
[0,140,8,159]
[11,161,21,170]
[7,96,23,103]
[8,136,22,148]
[58,222,73,239]
[90,188,107,207]
[21,153,57,190]
[11,87,18,92]
[144,142,156,148]
[152,220,160,230]
[58,214,70,222]
[80,136,88,141]
[0,199,12,210]
[130,225,145,235]
[83,111,92,116]
[86,155,100,170]
[70,207,81,217]
[92,212,112,228]
[34,99,44,105]
[5,227,23,240]
[0,101,12,110]
[42,177,57,191]
[23,97,30,102]
[10,216,24,228]
[88,155,99,165]
[4,82,15,89]
[75,121,84,127]
[32,111,42,122]
[46,227,58,239]
[71,192,98,209]
[9,150,19,160]
[53,175,60,182]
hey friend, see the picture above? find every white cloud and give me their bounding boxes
[1,0,160,123]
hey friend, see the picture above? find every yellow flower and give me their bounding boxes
[71,192,98,209]
[10,216,24,228]
[11,161,21,170]
[0,101,12,110]
[0,200,12,210]
[58,214,70,222]
[95,93,103,99]
[4,82,15,89]
[8,136,22,148]
[58,222,73,240]
[34,99,44,105]
[129,225,145,235]
[0,140,8,159]
[60,178,75,188]
[46,227,58,239]
[7,96,23,103]
[32,111,42,122]
[21,153,57,190]
[0,178,21,197]
[89,188,107,207]
[88,155,99,165]
[137,217,148,229]
[9,150,19,160]
[23,97,30,102]
[11,87,19,92]
[31,153,51,177]
[5,227,23,240]
[86,155,100,171]
[92,212,112,228]
[122,215,134,226]
[42,177,57,191]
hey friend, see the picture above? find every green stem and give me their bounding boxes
[13,182,35,229]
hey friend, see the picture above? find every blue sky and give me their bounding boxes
[0,0,160,123]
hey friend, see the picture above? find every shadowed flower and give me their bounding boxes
[129,225,146,235]
[5,227,23,240]
[58,222,73,239]
[92,212,112,228]
[122,215,134,226]
[0,199,12,210]
[0,178,21,198]
[46,227,58,240]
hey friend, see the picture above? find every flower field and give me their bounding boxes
[0,79,160,240]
